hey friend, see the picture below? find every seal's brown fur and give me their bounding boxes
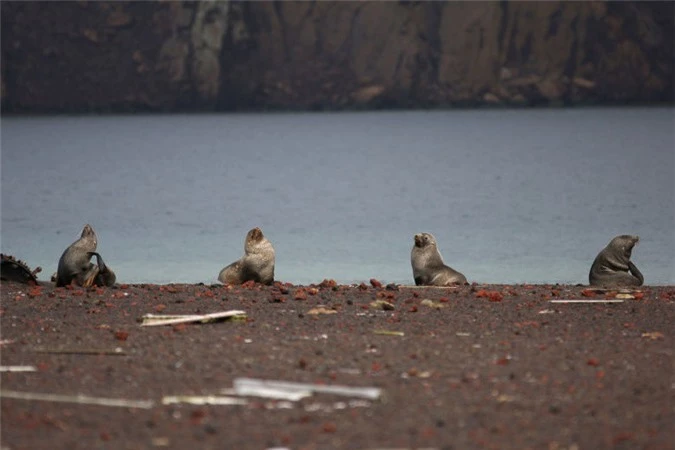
[218,227,275,285]
[411,232,467,286]
[55,224,99,287]
[589,235,643,287]
[89,252,117,287]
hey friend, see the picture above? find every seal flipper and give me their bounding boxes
[87,252,117,287]
[218,260,243,285]
[628,261,644,286]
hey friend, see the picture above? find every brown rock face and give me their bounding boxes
[1,1,672,112]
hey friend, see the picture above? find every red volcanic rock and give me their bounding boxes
[319,279,337,288]
[114,330,129,341]
[475,290,503,302]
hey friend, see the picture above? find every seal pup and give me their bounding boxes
[55,224,100,287]
[218,227,275,285]
[88,252,117,287]
[589,234,644,287]
[411,232,467,286]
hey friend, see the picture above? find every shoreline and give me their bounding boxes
[14,279,675,293]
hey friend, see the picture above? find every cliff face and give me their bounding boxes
[1,1,672,113]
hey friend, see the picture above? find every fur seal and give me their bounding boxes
[589,234,644,287]
[55,224,116,287]
[55,224,98,287]
[218,227,275,285]
[88,251,117,287]
[411,232,467,286]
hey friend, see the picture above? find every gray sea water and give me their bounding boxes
[1,108,673,285]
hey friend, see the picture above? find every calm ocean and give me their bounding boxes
[1,108,673,285]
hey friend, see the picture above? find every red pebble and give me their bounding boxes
[322,422,337,433]
[370,278,382,288]
[114,331,129,341]
[319,279,337,288]
[488,291,503,302]
[476,290,503,302]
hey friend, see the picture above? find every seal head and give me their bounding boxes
[218,227,275,285]
[589,234,643,287]
[411,232,467,286]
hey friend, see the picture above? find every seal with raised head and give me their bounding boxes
[55,224,116,287]
[589,234,644,287]
[55,224,98,287]
[411,232,467,286]
[218,227,275,285]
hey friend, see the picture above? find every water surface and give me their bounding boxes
[2,108,673,285]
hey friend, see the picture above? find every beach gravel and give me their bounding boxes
[1,281,674,449]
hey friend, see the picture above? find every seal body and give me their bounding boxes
[589,235,643,287]
[55,224,99,287]
[218,227,275,285]
[411,232,467,286]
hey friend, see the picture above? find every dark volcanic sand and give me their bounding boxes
[1,280,674,450]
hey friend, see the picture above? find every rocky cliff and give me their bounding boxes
[1,1,672,113]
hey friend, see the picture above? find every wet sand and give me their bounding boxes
[1,281,674,450]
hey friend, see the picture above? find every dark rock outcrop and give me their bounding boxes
[1,1,672,113]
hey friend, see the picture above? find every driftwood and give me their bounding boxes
[32,347,125,355]
[140,310,246,327]
[0,366,37,372]
[232,378,383,400]
[549,299,624,304]
[0,390,154,409]
[161,395,247,406]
